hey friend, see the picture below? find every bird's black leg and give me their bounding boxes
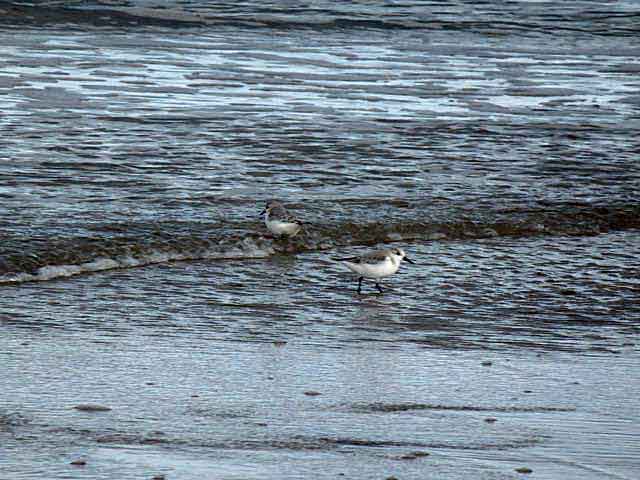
[357,277,363,294]
[375,281,384,294]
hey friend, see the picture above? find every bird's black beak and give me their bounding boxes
[405,256,415,265]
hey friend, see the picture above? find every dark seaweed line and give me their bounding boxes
[42,426,539,452]
[349,402,576,413]
[321,436,539,451]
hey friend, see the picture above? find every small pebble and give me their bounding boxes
[273,341,287,347]
[523,390,533,394]
[152,475,166,480]
[484,417,497,423]
[304,391,321,396]
[412,451,430,457]
[481,361,493,366]
[70,459,86,466]
[73,404,111,412]
[516,467,533,474]
[398,450,430,460]
[386,477,399,480]
[399,454,417,460]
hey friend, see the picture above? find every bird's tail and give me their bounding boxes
[298,221,311,234]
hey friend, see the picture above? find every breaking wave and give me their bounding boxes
[1,203,638,284]
[1,1,639,36]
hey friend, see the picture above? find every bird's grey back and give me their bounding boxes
[359,249,393,264]
[268,201,295,221]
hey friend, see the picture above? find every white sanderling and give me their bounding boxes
[260,200,303,238]
[335,247,415,294]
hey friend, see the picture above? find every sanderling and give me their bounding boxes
[335,247,415,294]
[260,200,303,238]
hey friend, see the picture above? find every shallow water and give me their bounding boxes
[1,1,640,478]
[2,233,639,479]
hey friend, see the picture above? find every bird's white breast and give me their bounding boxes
[344,256,399,279]
[265,218,301,236]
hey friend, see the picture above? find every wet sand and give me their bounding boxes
[2,233,639,479]
[1,2,639,478]
[2,332,638,480]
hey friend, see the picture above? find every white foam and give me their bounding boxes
[0,243,275,284]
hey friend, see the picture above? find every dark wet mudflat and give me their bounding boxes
[1,1,639,478]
